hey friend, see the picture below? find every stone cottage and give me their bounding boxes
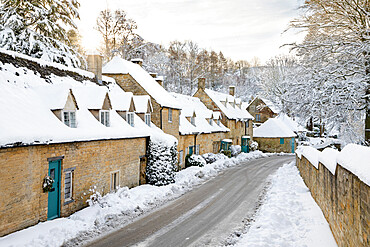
[253,118,297,153]
[245,96,279,126]
[171,93,230,168]
[193,78,254,145]
[0,50,172,236]
[102,56,182,140]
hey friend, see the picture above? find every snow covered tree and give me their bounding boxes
[146,140,178,186]
[0,0,82,67]
[96,9,142,61]
[285,0,370,143]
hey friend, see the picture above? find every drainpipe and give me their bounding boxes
[160,107,164,130]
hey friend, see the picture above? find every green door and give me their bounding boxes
[291,137,295,153]
[48,160,61,220]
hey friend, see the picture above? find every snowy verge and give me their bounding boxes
[0,151,276,247]
[232,162,337,247]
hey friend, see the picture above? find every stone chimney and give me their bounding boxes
[229,86,235,96]
[155,76,164,87]
[198,78,205,90]
[149,72,157,78]
[87,54,103,83]
[131,58,143,67]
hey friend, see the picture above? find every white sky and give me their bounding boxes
[77,0,305,63]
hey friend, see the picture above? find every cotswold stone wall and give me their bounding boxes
[0,137,147,237]
[296,156,369,247]
[254,137,295,153]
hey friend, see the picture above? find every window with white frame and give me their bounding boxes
[100,110,110,127]
[62,111,76,128]
[64,170,73,201]
[195,145,200,155]
[209,119,213,126]
[145,113,151,126]
[256,114,261,122]
[217,119,221,126]
[168,108,173,123]
[110,171,120,191]
[191,116,195,126]
[127,112,135,127]
[179,150,183,165]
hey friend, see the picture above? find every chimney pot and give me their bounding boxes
[229,85,235,96]
[131,58,143,67]
[198,78,206,90]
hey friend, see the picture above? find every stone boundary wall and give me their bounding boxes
[296,155,369,247]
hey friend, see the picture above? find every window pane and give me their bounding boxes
[101,111,105,125]
[70,112,76,128]
[106,112,110,127]
[63,112,70,126]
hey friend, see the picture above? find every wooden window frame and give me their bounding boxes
[144,113,151,126]
[168,108,173,123]
[179,150,183,165]
[64,171,73,201]
[110,170,120,191]
[127,112,135,127]
[62,110,77,128]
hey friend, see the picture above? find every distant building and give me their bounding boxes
[193,78,254,145]
[245,97,279,126]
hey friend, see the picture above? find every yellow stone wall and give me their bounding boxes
[0,137,147,236]
[253,137,296,153]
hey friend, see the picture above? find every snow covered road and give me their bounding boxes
[86,155,294,247]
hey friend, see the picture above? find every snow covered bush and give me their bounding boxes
[146,140,178,186]
[201,153,227,164]
[221,149,232,158]
[250,141,258,151]
[86,186,103,206]
[230,145,241,157]
[185,154,206,168]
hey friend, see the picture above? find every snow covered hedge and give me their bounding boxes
[145,140,178,186]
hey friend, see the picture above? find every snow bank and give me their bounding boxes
[296,146,320,168]
[0,151,274,247]
[337,144,370,186]
[234,162,337,247]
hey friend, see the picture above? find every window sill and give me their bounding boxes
[64,199,74,206]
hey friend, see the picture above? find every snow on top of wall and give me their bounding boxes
[0,56,176,147]
[0,48,95,79]
[296,146,320,168]
[171,92,229,135]
[318,148,340,175]
[297,144,370,186]
[203,89,253,120]
[102,56,180,109]
[254,118,297,138]
[276,113,306,132]
[133,95,152,113]
[337,144,370,186]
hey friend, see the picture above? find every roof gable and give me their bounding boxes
[254,118,296,138]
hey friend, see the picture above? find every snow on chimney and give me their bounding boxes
[229,85,235,96]
[87,53,103,84]
[198,78,205,90]
[131,58,143,67]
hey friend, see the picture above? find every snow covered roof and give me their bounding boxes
[133,95,153,113]
[103,56,180,109]
[254,118,296,138]
[0,51,174,148]
[276,113,306,132]
[108,85,134,112]
[203,89,253,120]
[171,93,229,135]
[247,97,280,114]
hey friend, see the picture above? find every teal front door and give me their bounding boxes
[291,137,295,153]
[48,160,61,220]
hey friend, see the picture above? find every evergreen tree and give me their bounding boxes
[0,0,82,67]
[146,141,178,186]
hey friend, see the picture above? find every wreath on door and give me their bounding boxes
[43,175,54,193]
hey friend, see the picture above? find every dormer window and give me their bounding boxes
[62,111,77,128]
[217,119,221,126]
[100,110,110,127]
[127,112,135,127]
[145,113,151,126]
[209,119,213,126]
